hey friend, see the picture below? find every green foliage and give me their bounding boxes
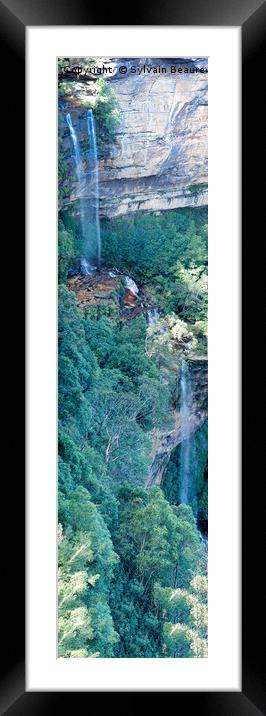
[58,277,207,657]
[109,488,205,657]
[58,220,75,282]
[58,487,119,658]
[58,527,96,658]
[80,79,120,156]
[102,208,207,277]
[188,182,208,194]
[146,314,197,361]
[155,574,208,657]
[102,208,208,333]
[58,116,73,207]
[58,58,71,73]
[58,80,73,98]
[163,421,208,519]
[192,320,208,355]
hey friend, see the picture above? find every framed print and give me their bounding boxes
[28,24,241,692]
[0,0,265,712]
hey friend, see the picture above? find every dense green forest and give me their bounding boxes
[58,205,208,658]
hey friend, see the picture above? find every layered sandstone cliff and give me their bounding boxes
[59,57,208,218]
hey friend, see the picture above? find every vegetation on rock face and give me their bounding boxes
[58,220,75,282]
[80,79,121,156]
[58,78,120,207]
[58,74,208,658]
[163,421,208,528]
[58,114,72,208]
[102,207,208,355]
[188,182,208,194]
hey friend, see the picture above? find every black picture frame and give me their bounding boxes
[1,0,265,712]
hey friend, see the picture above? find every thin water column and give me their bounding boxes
[87,109,101,269]
[179,360,193,504]
[66,109,101,271]
[66,113,87,256]
[147,308,160,326]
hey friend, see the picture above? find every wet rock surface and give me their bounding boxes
[67,269,151,321]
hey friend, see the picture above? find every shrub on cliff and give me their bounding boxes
[58,220,75,282]
[81,79,120,155]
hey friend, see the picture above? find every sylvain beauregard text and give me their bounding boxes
[62,64,208,76]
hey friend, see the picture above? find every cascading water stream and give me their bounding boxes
[147,307,160,326]
[179,360,193,504]
[87,109,101,269]
[66,109,101,271]
[124,276,139,296]
[66,113,87,259]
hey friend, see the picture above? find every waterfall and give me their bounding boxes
[87,109,101,269]
[147,307,160,326]
[66,113,87,264]
[66,109,101,270]
[124,276,139,296]
[179,360,193,504]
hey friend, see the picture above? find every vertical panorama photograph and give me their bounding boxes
[58,57,208,659]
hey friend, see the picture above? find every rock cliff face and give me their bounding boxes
[59,57,208,218]
[147,356,208,486]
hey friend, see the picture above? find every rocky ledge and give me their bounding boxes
[67,269,152,320]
